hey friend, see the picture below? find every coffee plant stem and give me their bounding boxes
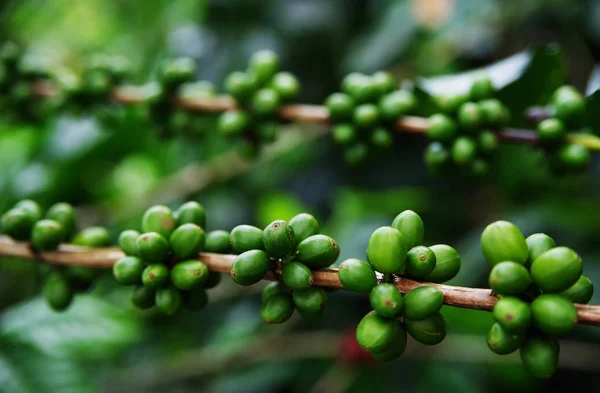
[1,235,599,326]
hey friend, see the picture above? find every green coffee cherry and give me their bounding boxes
[261,294,294,324]
[113,256,144,285]
[231,250,271,286]
[225,71,254,100]
[487,322,524,355]
[457,102,482,132]
[451,136,477,166]
[184,287,209,311]
[282,262,313,289]
[427,114,457,143]
[405,312,446,345]
[378,90,415,121]
[31,219,64,251]
[479,99,509,127]
[435,94,468,115]
[249,49,279,85]
[14,199,42,222]
[292,287,327,315]
[559,275,594,304]
[174,201,206,228]
[366,226,407,274]
[370,284,403,318]
[136,232,170,263]
[493,296,531,332]
[552,85,585,125]
[424,142,450,172]
[372,323,407,362]
[289,213,319,245]
[295,234,340,268]
[403,286,443,320]
[230,225,264,252]
[478,131,498,154]
[489,261,532,295]
[46,202,76,241]
[262,282,289,302]
[537,118,565,144]
[326,93,355,121]
[171,260,209,290]
[525,233,555,269]
[555,143,590,172]
[370,128,393,148]
[155,287,182,315]
[142,264,170,289]
[141,205,175,239]
[423,244,461,283]
[338,258,377,293]
[203,271,222,289]
[218,110,250,136]
[119,230,140,256]
[263,220,296,258]
[519,335,560,378]
[72,226,111,247]
[480,221,528,266]
[355,310,400,352]
[169,223,204,260]
[332,124,357,145]
[342,73,375,103]
[371,71,396,96]
[391,210,424,250]
[530,247,582,293]
[470,73,495,101]
[157,57,196,88]
[43,271,73,311]
[1,208,35,240]
[353,104,379,128]
[205,230,231,253]
[270,72,299,100]
[252,88,281,116]
[531,294,577,336]
[131,285,155,309]
[406,246,436,278]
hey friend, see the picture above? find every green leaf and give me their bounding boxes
[0,296,142,360]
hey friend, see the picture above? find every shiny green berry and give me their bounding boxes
[435,94,468,115]
[371,324,407,362]
[427,114,458,143]
[531,294,577,336]
[370,284,403,318]
[171,260,209,290]
[262,281,289,302]
[184,287,209,311]
[43,271,73,311]
[282,262,313,289]
[72,226,111,247]
[170,223,204,260]
[519,335,560,378]
[269,72,299,100]
[136,232,170,263]
[113,256,144,285]
[289,213,319,245]
[489,261,532,295]
[326,93,355,122]
[559,275,594,304]
[378,90,415,121]
[141,205,175,239]
[294,234,340,268]
[552,85,585,125]
[406,246,436,278]
[423,244,461,283]
[391,210,424,250]
[555,143,590,172]
[157,57,196,88]
[479,99,510,128]
[469,73,495,101]
[403,286,443,320]
[225,71,255,100]
[174,201,206,228]
[218,110,250,136]
[332,124,357,145]
[46,202,76,241]
[231,250,271,285]
[480,221,528,266]
[131,285,155,309]
[261,294,294,324]
[424,142,450,172]
[353,104,379,128]
[451,136,477,166]
[487,322,524,355]
[457,102,482,132]
[478,130,498,154]
[204,230,231,253]
[493,296,531,332]
[338,258,377,293]
[342,73,375,103]
[525,233,555,269]
[370,128,393,148]
[537,118,565,144]
[355,310,400,352]
[263,220,296,258]
[119,230,140,256]
[1,208,35,240]
[155,287,182,315]
[292,287,327,315]
[530,247,582,293]
[230,225,264,252]
[142,264,170,289]
[31,219,63,251]
[249,50,279,86]
[371,71,396,96]
[367,226,407,274]
[405,312,446,345]
[252,88,281,116]
[14,199,42,222]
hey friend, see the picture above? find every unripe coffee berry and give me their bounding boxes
[264,220,296,258]
[269,72,300,100]
[231,249,271,286]
[230,225,264,252]
[423,244,461,283]
[289,213,320,245]
[487,322,523,355]
[113,256,144,285]
[262,282,288,302]
[72,226,111,247]
[478,131,498,154]
[171,260,209,290]
[119,230,140,256]
[332,124,357,145]
[371,324,407,362]
[249,50,279,86]
[174,201,206,228]
[405,312,446,345]
[378,90,415,121]
[14,199,42,222]
[142,205,175,239]
[479,99,509,127]
[1,208,35,240]
[427,114,457,143]
[225,71,254,100]
[370,128,393,148]
[457,102,482,132]
[519,335,559,378]
[480,221,528,266]
[155,287,182,315]
[136,232,170,263]
[493,296,531,332]
[46,202,76,241]
[391,210,424,250]
[559,275,594,304]
[218,110,250,136]
[367,226,407,274]
[555,143,590,172]
[371,71,396,96]
[31,219,64,251]
[142,264,170,289]
[531,294,577,336]
[43,271,73,311]
[326,93,355,121]
[424,142,450,172]
[355,310,400,352]
[369,284,403,318]
[451,136,477,166]
[342,73,375,103]
[282,262,313,290]
[469,73,495,101]
[537,118,565,144]
[294,234,340,268]
[552,85,585,125]
[406,246,436,278]
[292,287,327,315]
[252,88,281,117]
[170,223,204,260]
[261,294,294,324]
[353,104,379,128]
[403,286,443,320]
[338,258,377,294]
[525,233,555,268]
[530,247,582,293]
[204,230,231,253]
[131,285,155,309]
[489,261,532,295]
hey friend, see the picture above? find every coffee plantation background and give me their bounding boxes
[1,0,600,392]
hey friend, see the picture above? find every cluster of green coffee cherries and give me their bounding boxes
[325,72,416,164]
[338,211,461,361]
[480,220,593,378]
[217,50,301,157]
[535,85,591,174]
[0,199,111,311]
[112,202,228,314]
[229,213,339,323]
[424,74,509,177]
